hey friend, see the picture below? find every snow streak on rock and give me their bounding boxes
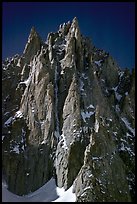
[54,65,60,142]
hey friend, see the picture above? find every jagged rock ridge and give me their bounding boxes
[2,17,135,202]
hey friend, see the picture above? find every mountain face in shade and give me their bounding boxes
[2,17,135,202]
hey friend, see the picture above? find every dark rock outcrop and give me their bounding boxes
[2,17,135,201]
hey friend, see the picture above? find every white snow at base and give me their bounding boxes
[81,111,94,122]
[56,186,65,197]
[52,185,76,202]
[121,117,135,136]
[2,178,76,202]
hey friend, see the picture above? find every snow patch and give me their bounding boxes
[88,174,93,178]
[4,117,13,127]
[83,186,91,191]
[87,104,95,109]
[71,27,75,33]
[41,140,46,145]
[101,79,105,82]
[113,132,117,136]
[60,134,68,150]
[112,86,122,101]
[94,118,99,133]
[31,107,35,113]
[16,59,21,67]
[121,117,135,136]
[94,60,103,66]
[60,69,64,75]
[81,73,88,79]
[12,145,20,154]
[126,132,134,138]
[92,156,102,160]
[81,111,94,122]
[19,76,31,86]
[2,135,5,141]
[119,142,135,156]
[101,190,105,194]
[21,128,26,149]
[14,110,23,119]
[54,66,60,141]
[4,112,10,116]
[115,92,122,101]
[119,71,124,80]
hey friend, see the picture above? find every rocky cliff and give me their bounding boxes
[2,17,135,202]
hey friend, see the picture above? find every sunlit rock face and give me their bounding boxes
[2,17,135,201]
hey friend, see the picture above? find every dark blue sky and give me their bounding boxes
[2,2,135,69]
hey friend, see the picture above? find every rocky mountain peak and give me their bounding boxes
[58,21,71,36]
[68,17,81,39]
[72,16,79,28]
[30,26,38,36]
[24,26,41,51]
[2,18,135,202]
[23,26,42,63]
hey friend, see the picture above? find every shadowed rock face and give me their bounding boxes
[2,17,135,201]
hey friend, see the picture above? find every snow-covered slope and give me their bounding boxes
[2,178,76,202]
